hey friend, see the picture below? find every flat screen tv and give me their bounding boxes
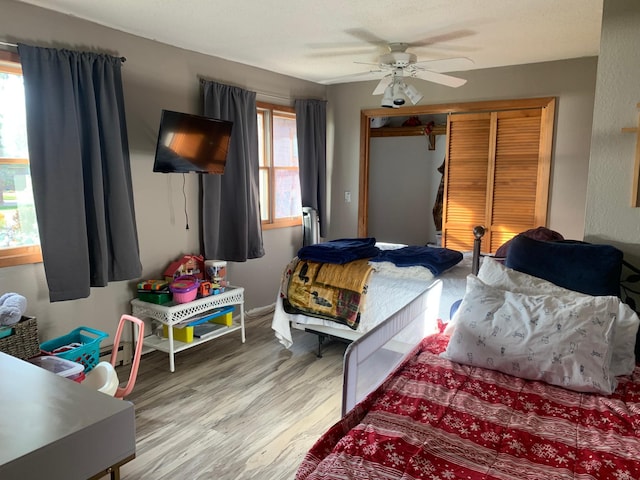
[152,110,233,174]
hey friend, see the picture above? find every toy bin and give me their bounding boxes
[170,275,200,303]
[137,290,172,304]
[205,260,228,291]
[209,306,234,327]
[0,316,40,360]
[28,355,85,382]
[162,325,194,343]
[40,326,108,373]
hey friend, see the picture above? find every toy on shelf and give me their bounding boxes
[164,254,205,282]
[169,275,200,303]
[205,260,228,291]
[198,281,212,297]
[136,279,171,304]
[137,279,169,291]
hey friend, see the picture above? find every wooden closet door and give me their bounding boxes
[489,109,549,252]
[442,112,492,252]
[442,103,554,253]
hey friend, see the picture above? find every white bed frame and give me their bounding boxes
[341,229,485,415]
[341,280,443,415]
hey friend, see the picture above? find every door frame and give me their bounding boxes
[358,97,556,237]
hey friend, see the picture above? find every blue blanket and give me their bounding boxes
[369,246,463,276]
[298,238,380,264]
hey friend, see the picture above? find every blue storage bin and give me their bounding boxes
[40,326,108,373]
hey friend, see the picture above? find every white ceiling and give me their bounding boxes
[17,0,604,85]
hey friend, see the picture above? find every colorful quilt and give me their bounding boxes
[283,258,372,329]
[297,333,640,479]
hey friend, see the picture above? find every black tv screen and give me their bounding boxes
[152,110,233,174]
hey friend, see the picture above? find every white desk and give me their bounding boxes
[0,352,135,480]
[131,286,245,372]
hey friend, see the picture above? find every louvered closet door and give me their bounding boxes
[442,113,492,252]
[443,106,553,254]
[489,109,548,253]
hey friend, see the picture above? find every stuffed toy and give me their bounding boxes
[0,292,27,326]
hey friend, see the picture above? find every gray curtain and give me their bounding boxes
[295,99,327,238]
[200,79,264,261]
[18,44,142,302]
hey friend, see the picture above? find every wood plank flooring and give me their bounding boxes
[115,310,348,479]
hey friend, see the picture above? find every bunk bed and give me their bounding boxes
[296,234,640,480]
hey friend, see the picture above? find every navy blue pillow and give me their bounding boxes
[504,235,623,297]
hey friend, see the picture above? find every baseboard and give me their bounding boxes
[99,341,132,366]
[246,303,275,318]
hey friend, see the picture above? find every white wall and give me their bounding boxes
[368,134,444,245]
[584,0,640,262]
[327,57,599,243]
[0,0,325,343]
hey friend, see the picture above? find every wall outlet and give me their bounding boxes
[344,191,351,203]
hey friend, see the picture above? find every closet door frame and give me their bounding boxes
[358,97,556,238]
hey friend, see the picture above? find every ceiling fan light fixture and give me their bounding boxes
[381,84,394,108]
[403,83,423,105]
[392,80,405,106]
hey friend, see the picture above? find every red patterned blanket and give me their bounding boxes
[297,334,640,479]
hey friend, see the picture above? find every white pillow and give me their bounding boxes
[441,275,619,394]
[477,256,639,377]
[478,256,569,294]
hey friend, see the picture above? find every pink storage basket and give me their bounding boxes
[170,275,200,303]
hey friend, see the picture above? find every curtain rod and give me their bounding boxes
[255,90,293,102]
[0,40,126,62]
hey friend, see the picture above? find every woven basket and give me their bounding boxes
[0,316,40,360]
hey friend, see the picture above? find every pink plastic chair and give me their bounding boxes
[110,314,145,399]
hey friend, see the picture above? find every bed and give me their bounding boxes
[296,234,640,479]
[272,237,475,355]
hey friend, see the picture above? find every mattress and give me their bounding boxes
[297,333,640,479]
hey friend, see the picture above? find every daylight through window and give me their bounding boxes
[257,102,302,228]
[0,52,42,267]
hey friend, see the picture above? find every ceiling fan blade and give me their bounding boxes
[410,29,476,48]
[306,46,379,58]
[411,57,474,73]
[412,70,467,88]
[344,28,388,48]
[372,76,392,95]
[354,61,382,66]
[324,69,384,84]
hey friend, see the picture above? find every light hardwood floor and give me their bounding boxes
[115,310,347,480]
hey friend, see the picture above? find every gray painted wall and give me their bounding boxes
[585,0,640,264]
[369,135,444,245]
[0,0,325,343]
[0,0,610,348]
[326,57,599,243]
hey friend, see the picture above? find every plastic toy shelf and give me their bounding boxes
[131,286,245,372]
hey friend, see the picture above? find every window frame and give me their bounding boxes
[0,50,43,267]
[257,101,302,230]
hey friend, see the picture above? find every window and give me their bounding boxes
[257,102,302,229]
[0,51,42,267]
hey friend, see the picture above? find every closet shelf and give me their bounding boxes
[370,124,446,138]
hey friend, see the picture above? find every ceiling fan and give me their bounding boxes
[352,42,473,107]
[322,36,474,107]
